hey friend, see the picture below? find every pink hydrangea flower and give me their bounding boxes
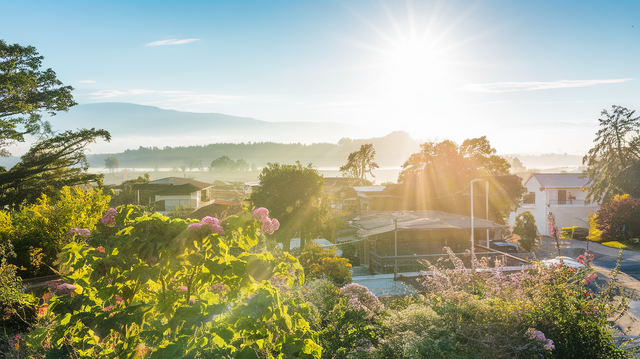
[187,223,202,230]
[253,207,269,222]
[201,216,219,225]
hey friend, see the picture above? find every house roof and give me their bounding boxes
[527,173,588,188]
[353,210,507,237]
[154,183,202,196]
[353,186,387,192]
[145,177,213,189]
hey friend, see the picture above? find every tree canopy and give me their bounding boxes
[583,105,640,203]
[0,40,76,156]
[339,143,379,180]
[0,40,110,208]
[249,161,324,251]
[390,136,521,222]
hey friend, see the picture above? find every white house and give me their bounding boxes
[134,177,214,211]
[508,173,599,235]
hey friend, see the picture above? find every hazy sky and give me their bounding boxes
[2,0,639,155]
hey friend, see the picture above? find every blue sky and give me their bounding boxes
[3,0,639,155]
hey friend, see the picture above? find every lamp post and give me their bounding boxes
[470,178,485,272]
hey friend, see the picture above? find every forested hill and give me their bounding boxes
[86,131,421,169]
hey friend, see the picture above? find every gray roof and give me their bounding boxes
[353,210,507,237]
[146,177,212,189]
[528,173,588,188]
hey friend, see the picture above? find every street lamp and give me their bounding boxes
[470,178,488,271]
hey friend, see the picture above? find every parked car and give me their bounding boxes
[489,240,519,253]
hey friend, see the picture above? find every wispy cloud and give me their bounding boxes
[462,78,634,93]
[145,38,199,46]
[78,80,96,84]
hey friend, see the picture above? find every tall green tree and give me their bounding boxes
[339,143,379,180]
[104,156,119,172]
[392,136,521,222]
[0,40,110,208]
[249,161,324,251]
[583,105,640,203]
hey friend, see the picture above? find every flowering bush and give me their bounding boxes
[25,208,321,358]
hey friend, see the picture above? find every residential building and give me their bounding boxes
[508,173,599,235]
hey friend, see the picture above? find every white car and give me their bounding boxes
[541,256,585,268]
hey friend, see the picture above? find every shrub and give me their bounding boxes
[587,213,603,242]
[513,211,539,252]
[597,194,640,241]
[561,226,589,239]
[4,186,110,277]
[298,242,352,286]
[27,208,321,358]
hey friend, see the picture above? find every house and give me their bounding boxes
[133,177,214,211]
[508,173,599,235]
[342,210,512,273]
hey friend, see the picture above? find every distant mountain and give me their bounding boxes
[49,102,389,149]
[85,130,421,169]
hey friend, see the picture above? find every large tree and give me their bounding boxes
[339,143,379,180]
[583,105,640,203]
[249,161,325,251]
[0,40,110,208]
[392,136,521,222]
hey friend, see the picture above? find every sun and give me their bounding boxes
[345,2,468,100]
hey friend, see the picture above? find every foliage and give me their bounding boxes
[249,161,325,250]
[29,207,321,358]
[513,211,539,252]
[583,105,640,203]
[560,226,589,240]
[595,194,640,241]
[0,128,111,209]
[408,248,628,359]
[168,205,196,219]
[210,155,250,171]
[103,156,119,171]
[0,40,75,155]
[106,173,151,207]
[0,41,111,209]
[339,143,379,180]
[391,136,521,221]
[3,186,110,277]
[313,282,385,359]
[587,213,603,242]
[298,242,352,286]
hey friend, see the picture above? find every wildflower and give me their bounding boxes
[103,305,115,312]
[101,208,118,227]
[67,228,91,237]
[95,246,106,253]
[108,278,113,285]
[189,298,196,305]
[179,286,188,291]
[526,328,555,350]
[116,295,124,304]
[586,273,597,284]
